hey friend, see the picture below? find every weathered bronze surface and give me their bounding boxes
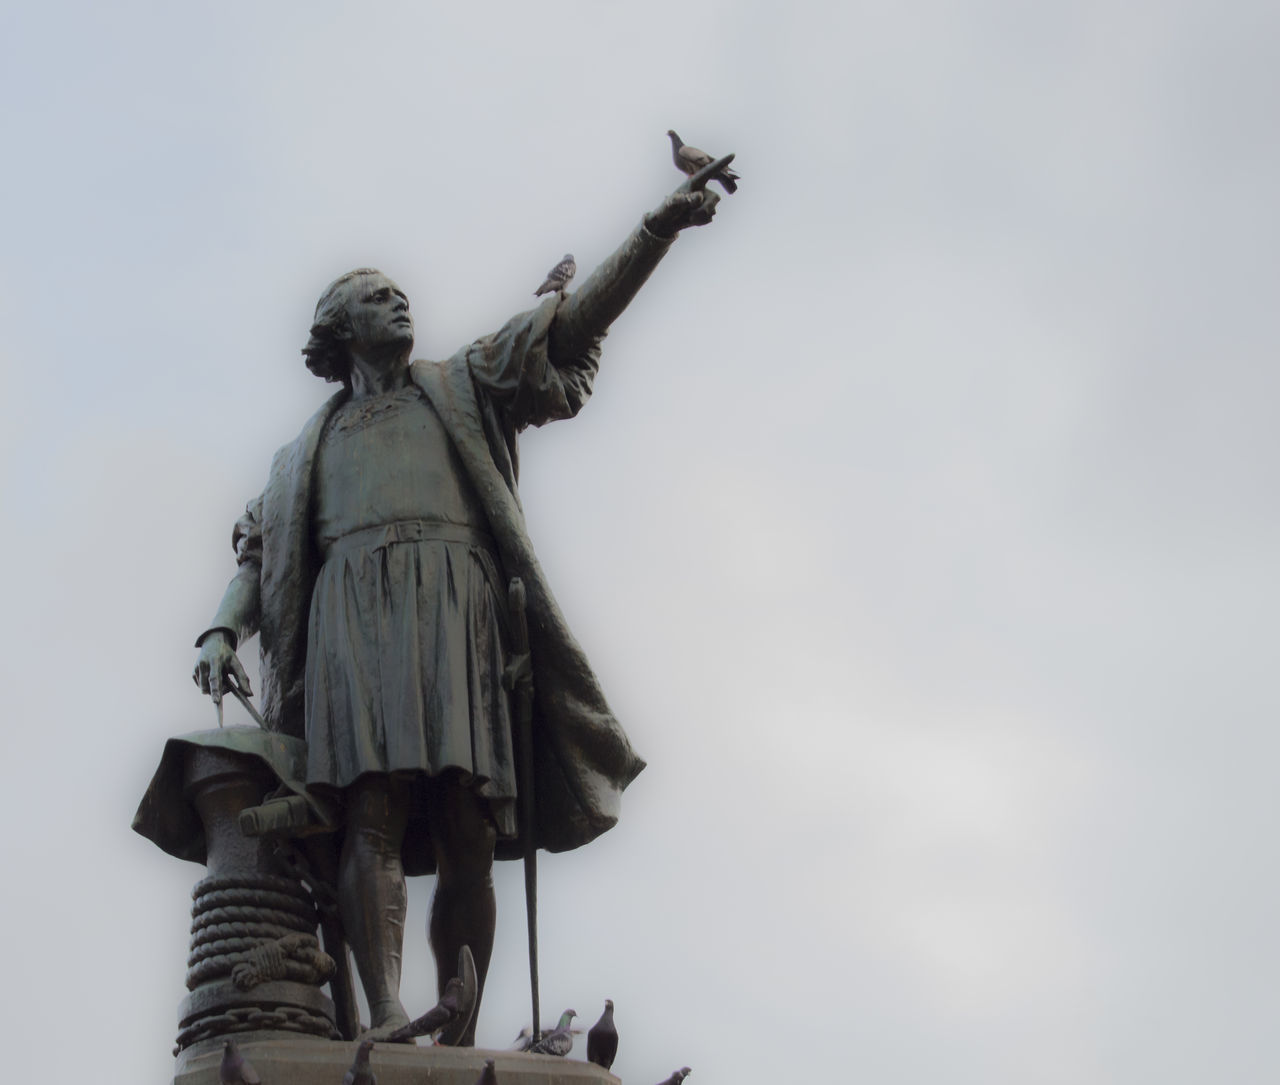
[147,147,734,1051]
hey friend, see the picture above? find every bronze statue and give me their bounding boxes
[191,153,733,1044]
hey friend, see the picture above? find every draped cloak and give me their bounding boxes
[206,294,646,870]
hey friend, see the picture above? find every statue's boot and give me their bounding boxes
[340,781,412,1040]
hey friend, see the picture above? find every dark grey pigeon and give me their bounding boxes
[530,1009,577,1056]
[475,1059,499,1085]
[343,1040,376,1085]
[667,131,739,193]
[586,999,618,1070]
[534,254,576,296]
[219,1039,261,1085]
[387,975,465,1042]
[656,1069,693,1085]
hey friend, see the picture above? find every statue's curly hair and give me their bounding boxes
[301,268,381,384]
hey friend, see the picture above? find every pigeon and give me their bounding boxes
[510,1019,583,1051]
[475,1059,499,1085]
[219,1039,261,1085]
[386,975,465,1042]
[343,1040,376,1085]
[586,999,618,1070]
[656,1069,693,1085]
[529,1009,577,1056]
[667,131,739,193]
[534,254,576,296]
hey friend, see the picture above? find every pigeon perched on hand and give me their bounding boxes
[667,131,739,193]
[656,1069,693,1085]
[387,975,465,1042]
[586,999,618,1070]
[343,1040,376,1085]
[530,1009,577,1056]
[534,254,576,296]
[220,1040,261,1085]
[475,1059,499,1085]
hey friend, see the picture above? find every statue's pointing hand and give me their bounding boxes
[644,153,736,238]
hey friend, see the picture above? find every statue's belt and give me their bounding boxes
[323,518,496,560]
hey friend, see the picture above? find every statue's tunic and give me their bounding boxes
[307,386,517,837]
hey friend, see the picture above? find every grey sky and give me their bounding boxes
[2,1,1278,1082]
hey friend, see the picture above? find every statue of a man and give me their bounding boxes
[191,171,726,1043]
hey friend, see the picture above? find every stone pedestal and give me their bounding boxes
[133,728,345,1052]
[175,1037,620,1085]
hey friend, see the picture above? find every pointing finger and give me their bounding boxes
[684,153,736,193]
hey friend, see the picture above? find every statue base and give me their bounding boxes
[174,1036,619,1085]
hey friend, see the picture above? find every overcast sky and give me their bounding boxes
[2,2,1278,1083]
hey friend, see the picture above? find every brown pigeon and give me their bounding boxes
[586,999,618,1070]
[534,254,576,296]
[343,1040,376,1085]
[667,131,739,193]
[219,1040,261,1085]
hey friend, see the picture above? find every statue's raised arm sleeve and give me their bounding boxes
[548,222,676,363]
[194,496,263,649]
[464,221,675,432]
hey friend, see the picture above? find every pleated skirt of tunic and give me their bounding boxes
[304,534,517,839]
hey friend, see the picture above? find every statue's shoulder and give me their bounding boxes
[267,389,349,475]
[409,356,461,395]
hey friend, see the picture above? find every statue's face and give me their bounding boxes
[342,271,413,353]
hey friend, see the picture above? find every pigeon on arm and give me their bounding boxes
[667,129,740,193]
[535,254,576,296]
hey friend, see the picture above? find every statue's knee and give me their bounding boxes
[344,774,409,848]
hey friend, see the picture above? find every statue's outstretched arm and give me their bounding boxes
[549,153,735,361]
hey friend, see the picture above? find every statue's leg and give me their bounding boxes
[427,779,497,1047]
[340,774,412,1037]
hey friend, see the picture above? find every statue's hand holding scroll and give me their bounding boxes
[193,630,253,708]
[644,153,736,238]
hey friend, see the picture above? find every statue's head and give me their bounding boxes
[302,268,414,384]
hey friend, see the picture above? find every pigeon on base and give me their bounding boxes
[219,1039,261,1085]
[387,975,466,1043]
[534,254,576,296]
[343,1040,376,1085]
[529,1009,577,1056]
[475,1059,499,1085]
[586,999,618,1070]
[656,1069,692,1085]
[434,945,480,1047]
[667,131,739,193]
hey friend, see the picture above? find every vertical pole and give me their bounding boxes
[506,578,541,1042]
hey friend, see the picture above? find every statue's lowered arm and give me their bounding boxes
[193,502,262,707]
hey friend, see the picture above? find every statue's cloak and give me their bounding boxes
[241,297,645,864]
